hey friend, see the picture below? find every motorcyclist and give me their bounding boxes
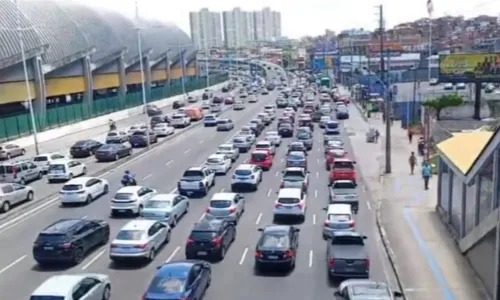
[109,119,116,131]
[121,170,136,186]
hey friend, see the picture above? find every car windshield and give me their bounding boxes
[207,158,223,164]
[284,171,304,179]
[297,133,310,139]
[235,169,252,176]
[334,161,354,169]
[327,122,339,129]
[218,146,232,152]
[288,154,304,160]
[325,131,340,136]
[217,120,228,124]
[205,116,215,120]
[148,277,186,294]
[278,197,300,204]
[107,132,117,136]
[333,181,356,189]
[259,233,290,248]
[116,230,144,240]
[30,296,65,300]
[252,153,267,161]
[114,193,133,200]
[155,124,167,128]
[145,200,171,208]
[328,214,352,222]
[233,138,245,143]
[33,156,48,161]
[61,184,83,191]
[210,200,232,208]
[256,144,270,149]
[132,132,146,136]
[48,164,65,171]
[183,170,203,177]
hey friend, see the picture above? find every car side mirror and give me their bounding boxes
[156,265,162,270]
[393,291,403,297]
[333,291,342,296]
[353,161,357,164]
[307,171,310,173]
[322,207,327,211]
[257,228,263,232]
[362,235,367,239]
[295,228,300,232]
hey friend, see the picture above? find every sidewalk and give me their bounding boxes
[362,110,487,299]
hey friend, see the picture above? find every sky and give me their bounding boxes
[76,0,500,38]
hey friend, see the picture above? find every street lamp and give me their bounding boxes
[134,0,150,148]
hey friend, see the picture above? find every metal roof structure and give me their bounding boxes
[0,0,194,72]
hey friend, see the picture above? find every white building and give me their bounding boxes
[222,7,255,48]
[189,8,223,50]
[253,7,281,42]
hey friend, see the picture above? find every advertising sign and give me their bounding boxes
[438,53,500,83]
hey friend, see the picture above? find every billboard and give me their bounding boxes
[439,53,500,83]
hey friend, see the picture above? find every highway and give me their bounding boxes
[0,69,398,299]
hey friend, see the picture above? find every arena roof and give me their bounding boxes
[0,0,194,72]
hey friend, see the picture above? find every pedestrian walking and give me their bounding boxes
[409,152,417,175]
[375,129,380,143]
[408,129,413,143]
[421,160,432,190]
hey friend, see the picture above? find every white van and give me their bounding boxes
[322,204,355,239]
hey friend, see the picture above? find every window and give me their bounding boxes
[1,185,14,194]
[116,230,144,240]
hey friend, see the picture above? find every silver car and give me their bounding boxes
[205,193,245,224]
[30,274,111,300]
[0,144,25,160]
[142,193,189,227]
[216,144,240,162]
[105,131,128,143]
[110,219,171,262]
[0,183,34,212]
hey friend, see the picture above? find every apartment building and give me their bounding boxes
[189,8,223,49]
[253,7,280,41]
[222,7,255,48]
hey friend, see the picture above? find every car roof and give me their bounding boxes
[150,193,178,201]
[256,140,271,145]
[117,186,142,193]
[32,274,88,296]
[211,192,237,201]
[219,143,234,148]
[156,260,198,277]
[278,188,302,198]
[266,131,278,135]
[42,218,86,234]
[34,152,61,157]
[193,219,224,231]
[262,224,292,234]
[236,164,254,170]
[49,159,72,165]
[326,204,352,214]
[64,177,96,185]
[252,150,269,155]
[288,151,305,156]
[284,167,305,172]
[339,279,390,295]
[120,219,157,231]
[186,167,203,171]
[208,154,226,159]
[335,158,353,162]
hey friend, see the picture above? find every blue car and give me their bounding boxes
[144,260,211,300]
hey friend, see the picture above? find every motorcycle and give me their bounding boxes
[121,178,137,186]
[109,122,117,131]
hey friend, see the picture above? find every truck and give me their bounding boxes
[177,167,215,197]
[320,76,331,88]
[329,180,358,213]
[280,167,309,192]
[327,231,370,280]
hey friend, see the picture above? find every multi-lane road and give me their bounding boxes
[0,72,398,299]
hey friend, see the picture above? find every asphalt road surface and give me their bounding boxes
[0,81,398,299]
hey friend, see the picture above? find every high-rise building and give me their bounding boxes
[222,7,255,48]
[189,8,223,50]
[253,7,281,42]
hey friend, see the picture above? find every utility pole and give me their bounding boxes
[379,5,391,174]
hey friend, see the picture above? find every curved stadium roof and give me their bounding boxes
[0,0,195,71]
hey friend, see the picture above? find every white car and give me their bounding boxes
[257,112,272,125]
[444,83,453,90]
[210,104,222,113]
[264,131,281,146]
[255,140,276,154]
[230,164,262,191]
[153,123,174,137]
[456,82,466,89]
[205,154,232,175]
[264,109,276,120]
[233,100,245,110]
[32,152,66,173]
[31,274,111,300]
[127,124,148,136]
[110,186,157,216]
[110,219,171,262]
[201,100,210,109]
[216,143,240,162]
[273,188,307,222]
[60,177,109,205]
[248,95,258,103]
[170,113,191,128]
[47,159,87,183]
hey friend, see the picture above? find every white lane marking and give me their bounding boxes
[81,249,106,270]
[255,213,262,225]
[362,185,367,193]
[267,188,272,197]
[169,188,178,193]
[317,148,320,152]
[199,140,204,144]
[317,158,320,164]
[314,189,318,198]
[142,173,152,180]
[0,255,26,275]
[198,213,206,221]
[0,197,60,234]
[243,158,248,163]
[165,246,181,263]
[316,172,319,178]
[220,188,226,192]
[275,171,279,177]
[366,201,372,210]
[81,215,88,219]
[280,158,284,163]
[312,214,316,225]
[308,250,313,268]
[239,247,248,265]
[165,160,173,166]
[184,149,191,154]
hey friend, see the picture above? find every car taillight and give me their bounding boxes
[135,243,148,249]
[255,250,263,257]
[229,207,236,213]
[250,175,255,179]
[296,203,303,209]
[186,238,194,245]
[62,242,72,248]
[275,203,282,208]
[280,181,284,188]
[206,208,211,213]
[212,237,223,245]
[324,221,330,227]
[285,250,295,257]
[329,258,335,268]
[365,258,370,267]
[350,221,356,228]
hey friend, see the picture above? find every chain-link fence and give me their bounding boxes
[0,73,228,141]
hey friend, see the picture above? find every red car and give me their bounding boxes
[224,95,235,104]
[329,158,357,184]
[325,149,347,170]
[250,150,273,170]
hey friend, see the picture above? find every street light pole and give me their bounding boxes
[205,47,210,88]
[135,0,150,148]
[15,0,39,155]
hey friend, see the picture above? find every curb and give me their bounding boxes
[352,99,370,123]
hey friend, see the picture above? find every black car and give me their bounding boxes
[173,99,186,109]
[266,84,275,91]
[185,219,236,261]
[33,218,110,266]
[70,140,103,158]
[129,131,158,147]
[221,87,229,93]
[150,115,168,127]
[145,104,162,116]
[254,225,300,272]
[278,124,294,137]
[94,143,133,162]
[248,123,261,136]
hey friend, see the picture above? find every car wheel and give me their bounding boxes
[21,149,26,155]
[26,191,34,201]
[171,216,178,227]
[37,172,43,180]
[148,248,156,262]
[1,201,10,213]
[6,153,11,160]
[115,154,120,161]
[85,194,92,205]
[128,149,133,156]
[82,167,87,175]
[101,284,111,300]
[165,230,171,244]
[137,205,143,216]
[103,185,109,195]
[20,178,26,185]
[88,150,93,156]
[72,248,84,264]
[218,246,226,260]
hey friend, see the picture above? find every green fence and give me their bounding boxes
[0,73,228,141]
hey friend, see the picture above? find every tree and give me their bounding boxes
[422,94,464,121]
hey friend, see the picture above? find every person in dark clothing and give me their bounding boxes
[408,130,413,143]
[409,152,417,175]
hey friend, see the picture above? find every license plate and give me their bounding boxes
[285,206,293,209]
[44,246,53,250]
[197,251,207,255]
[268,255,278,259]
[345,268,354,272]
[118,209,126,212]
